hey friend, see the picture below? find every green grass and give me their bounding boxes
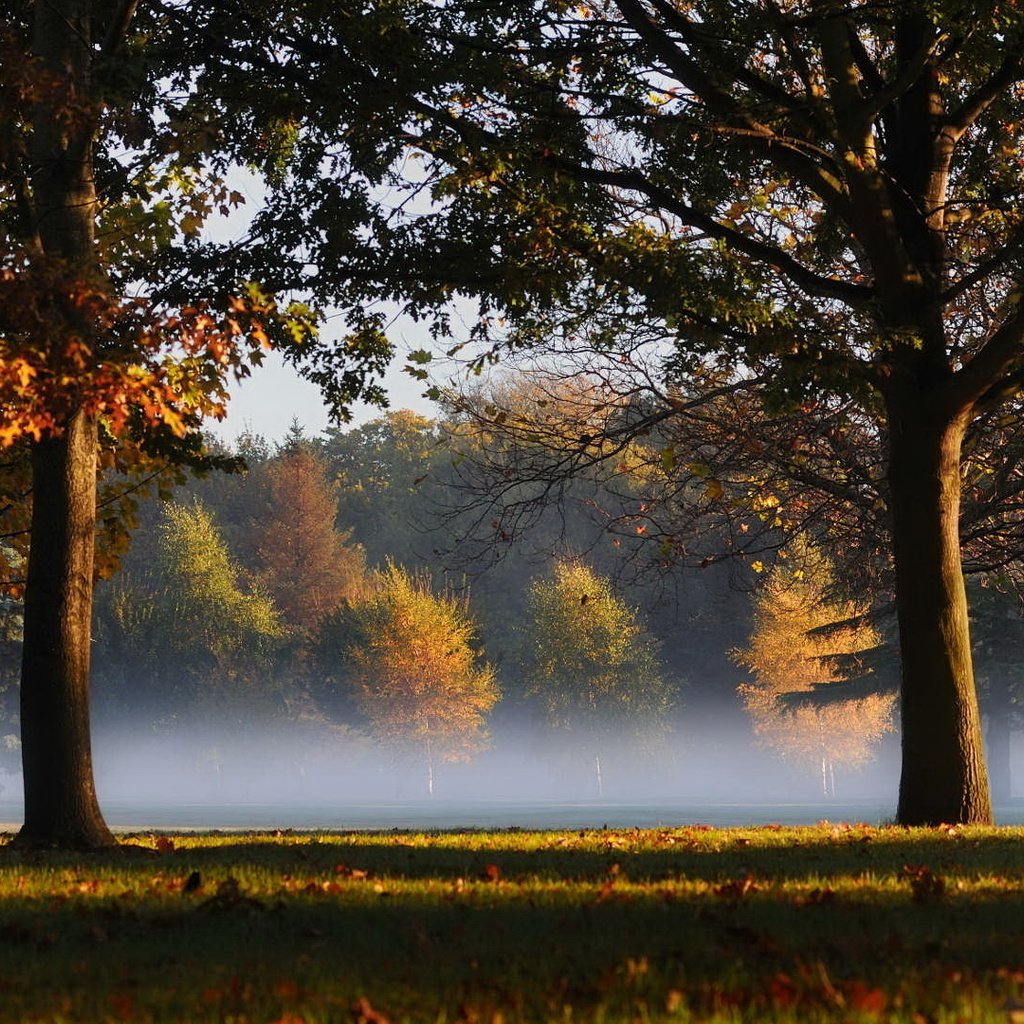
[2,823,1024,1022]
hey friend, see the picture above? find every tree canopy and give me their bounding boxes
[221,0,1024,824]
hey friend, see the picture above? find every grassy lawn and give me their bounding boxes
[2,824,1024,1022]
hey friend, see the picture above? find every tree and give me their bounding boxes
[252,442,365,633]
[318,563,497,795]
[524,558,673,796]
[733,549,894,797]
[322,411,448,569]
[236,1,1024,825]
[95,500,284,724]
[1,0,392,847]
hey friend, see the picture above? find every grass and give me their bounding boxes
[2,823,1024,1022]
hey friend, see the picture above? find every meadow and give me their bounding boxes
[1,823,1023,1022]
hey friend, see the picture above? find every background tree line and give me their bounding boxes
[0,391,1006,804]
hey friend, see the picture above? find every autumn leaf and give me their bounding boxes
[843,980,887,1014]
[713,874,760,900]
[352,996,392,1024]
[900,864,946,902]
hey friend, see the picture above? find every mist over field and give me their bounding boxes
[2,709,918,829]
[103,716,902,802]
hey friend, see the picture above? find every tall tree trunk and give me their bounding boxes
[14,0,116,848]
[888,398,992,825]
[18,413,114,848]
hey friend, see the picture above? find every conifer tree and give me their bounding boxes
[734,548,894,796]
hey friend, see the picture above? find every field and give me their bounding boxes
[1,824,1024,1023]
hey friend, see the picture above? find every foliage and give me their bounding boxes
[318,562,497,792]
[3,825,1024,1021]
[252,442,366,632]
[323,410,449,568]
[94,499,284,726]
[223,0,1024,821]
[734,549,894,796]
[524,559,673,790]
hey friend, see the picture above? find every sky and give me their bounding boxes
[213,340,440,444]
[204,169,443,444]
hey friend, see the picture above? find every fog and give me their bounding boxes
[0,715,956,830]
[6,703,1024,830]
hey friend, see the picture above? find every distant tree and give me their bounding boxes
[253,445,366,632]
[319,562,497,795]
[734,550,894,797]
[524,559,673,796]
[94,500,284,727]
[323,411,447,567]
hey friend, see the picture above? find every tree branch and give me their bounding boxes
[101,0,142,57]
[568,162,871,308]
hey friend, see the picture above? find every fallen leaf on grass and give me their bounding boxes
[665,989,684,1013]
[795,887,836,906]
[768,972,798,1008]
[899,864,946,902]
[334,864,369,879]
[713,874,760,900]
[843,980,886,1014]
[198,876,265,913]
[352,996,391,1024]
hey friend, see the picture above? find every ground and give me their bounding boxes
[1,824,1022,1022]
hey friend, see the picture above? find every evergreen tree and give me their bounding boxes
[734,548,894,796]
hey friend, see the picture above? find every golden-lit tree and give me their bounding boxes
[525,559,673,796]
[733,549,894,796]
[324,563,498,795]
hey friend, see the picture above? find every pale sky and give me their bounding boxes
[213,345,439,443]
[205,169,443,443]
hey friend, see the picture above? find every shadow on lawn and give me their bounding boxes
[0,829,1023,1020]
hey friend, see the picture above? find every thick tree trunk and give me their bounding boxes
[13,0,116,848]
[17,412,114,848]
[888,401,992,825]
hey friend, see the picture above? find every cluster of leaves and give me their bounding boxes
[526,558,672,744]
[317,562,499,784]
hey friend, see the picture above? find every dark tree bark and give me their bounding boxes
[18,413,114,848]
[887,396,992,825]
[14,0,116,848]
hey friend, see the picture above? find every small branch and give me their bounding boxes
[101,0,142,57]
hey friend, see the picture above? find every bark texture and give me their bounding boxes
[888,398,992,825]
[18,413,114,848]
[15,0,116,848]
